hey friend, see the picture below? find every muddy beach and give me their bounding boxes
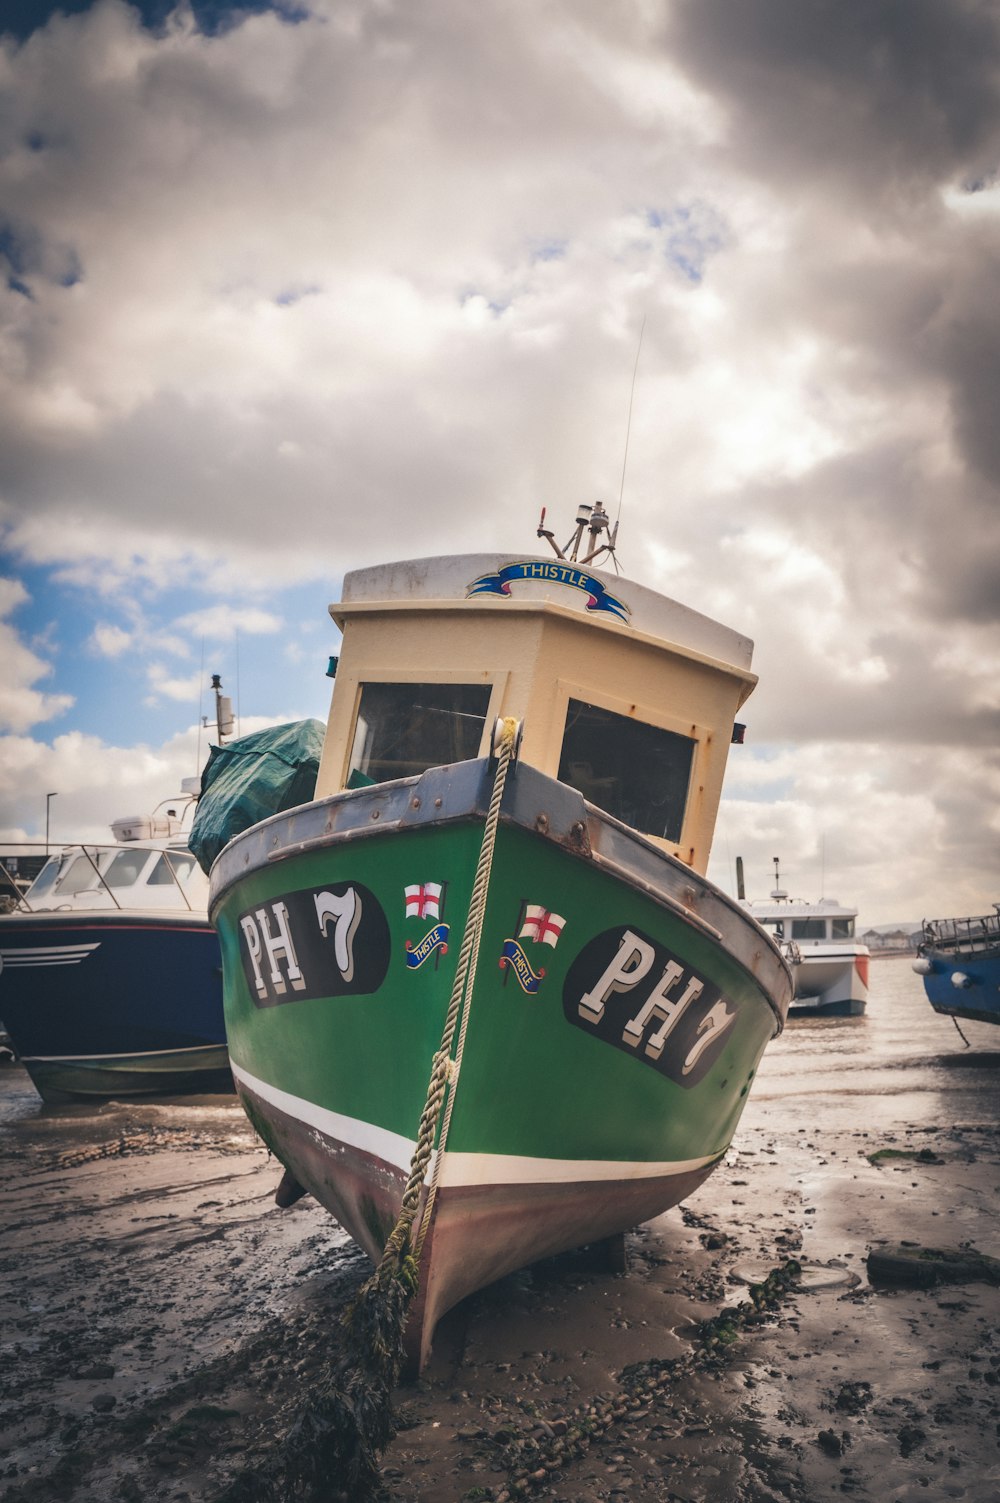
[2,957,998,1503]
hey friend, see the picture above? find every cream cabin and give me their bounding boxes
[315,552,756,874]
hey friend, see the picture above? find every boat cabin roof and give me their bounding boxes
[747,897,858,920]
[743,898,860,947]
[317,550,758,874]
[336,554,755,670]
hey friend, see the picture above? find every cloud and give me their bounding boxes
[89,621,132,656]
[0,576,74,732]
[711,738,1000,923]
[173,603,283,639]
[145,662,206,704]
[0,713,292,844]
[666,0,1000,211]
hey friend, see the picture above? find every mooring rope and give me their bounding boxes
[413,715,520,1260]
[374,714,520,1280]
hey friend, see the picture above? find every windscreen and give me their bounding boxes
[347,683,492,787]
[558,698,694,842]
[147,852,198,886]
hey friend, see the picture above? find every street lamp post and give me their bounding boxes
[46,792,57,854]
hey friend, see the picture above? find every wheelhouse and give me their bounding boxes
[755,911,857,944]
[315,553,757,874]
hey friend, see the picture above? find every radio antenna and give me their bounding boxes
[616,314,646,532]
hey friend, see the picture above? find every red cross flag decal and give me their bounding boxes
[405,882,443,921]
[519,904,566,948]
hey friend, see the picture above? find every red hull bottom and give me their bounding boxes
[238,1081,719,1372]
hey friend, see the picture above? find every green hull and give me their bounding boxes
[211,758,789,1367]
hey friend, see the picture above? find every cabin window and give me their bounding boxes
[147,852,197,886]
[348,682,492,787]
[103,848,150,889]
[558,699,694,841]
[832,916,855,939]
[760,918,785,940]
[52,852,110,895]
[26,857,61,900]
[791,918,827,940]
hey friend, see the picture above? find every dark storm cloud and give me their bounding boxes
[667,0,1000,204]
[923,241,1000,489]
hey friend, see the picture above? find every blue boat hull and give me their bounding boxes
[918,953,1000,1028]
[0,911,230,1102]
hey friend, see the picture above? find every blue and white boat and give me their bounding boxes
[0,787,229,1102]
[913,906,1000,1030]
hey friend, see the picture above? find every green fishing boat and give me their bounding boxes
[207,505,791,1370]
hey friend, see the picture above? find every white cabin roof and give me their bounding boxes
[745,896,858,920]
[337,553,754,671]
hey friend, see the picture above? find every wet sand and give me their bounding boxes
[2,957,998,1502]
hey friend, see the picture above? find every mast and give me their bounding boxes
[536,500,618,568]
[210,675,234,743]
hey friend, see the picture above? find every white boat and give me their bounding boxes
[741,858,869,1016]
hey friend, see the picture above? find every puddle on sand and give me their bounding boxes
[730,1258,861,1291]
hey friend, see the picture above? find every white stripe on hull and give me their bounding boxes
[0,943,100,967]
[230,1060,722,1190]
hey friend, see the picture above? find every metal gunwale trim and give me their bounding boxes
[586,850,723,941]
[265,822,405,862]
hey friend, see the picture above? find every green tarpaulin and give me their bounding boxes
[189,719,325,874]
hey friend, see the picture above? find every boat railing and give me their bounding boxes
[16,843,202,914]
[0,856,32,913]
[922,910,1000,954]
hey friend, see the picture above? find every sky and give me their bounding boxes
[2,0,999,925]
